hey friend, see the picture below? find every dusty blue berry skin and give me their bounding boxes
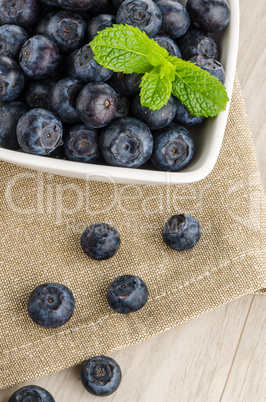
[162,214,201,251]
[156,0,190,39]
[24,79,55,110]
[87,14,116,41]
[186,0,230,33]
[17,108,63,156]
[0,25,28,60]
[58,0,98,11]
[177,29,218,60]
[189,55,225,83]
[81,356,122,396]
[64,124,101,163]
[174,98,205,126]
[153,34,181,57]
[0,0,40,28]
[19,35,60,79]
[81,223,120,260]
[9,385,55,402]
[151,124,194,171]
[0,101,28,150]
[66,44,113,83]
[28,283,75,328]
[46,11,86,53]
[108,72,142,97]
[49,78,83,124]
[107,275,148,314]
[0,56,24,102]
[131,94,177,130]
[76,82,118,128]
[116,0,162,38]
[100,117,153,168]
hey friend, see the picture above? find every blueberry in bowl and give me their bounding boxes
[0,56,24,102]
[64,124,102,163]
[0,101,28,150]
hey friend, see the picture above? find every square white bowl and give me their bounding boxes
[0,0,239,185]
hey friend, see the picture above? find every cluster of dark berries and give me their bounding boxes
[0,0,230,172]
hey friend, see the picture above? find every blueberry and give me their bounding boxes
[150,124,194,171]
[0,56,24,102]
[89,0,116,16]
[99,117,153,168]
[9,385,55,402]
[0,0,40,28]
[81,356,122,396]
[25,79,55,110]
[174,98,206,126]
[34,12,56,36]
[19,35,60,79]
[162,214,201,251]
[153,34,181,57]
[17,108,63,155]
[131,94,177,130]
[76,82,118,128]
[0,25,28,60]
[107,275,148,313]
[58,0,98,11]
[28,282,75,328]
[87,14,116,41]
[186,0,230,33]
[66,44,113,83]
[108,72,142,96]
[156,0,190,39]
[63,124,101,163]
[115,94,130,118]
[189,55,225,83]
[177,28,219,60]
[116,0,162,38]
[0,102,28,150]
[46,11,86,53]
[49,78,83,123]
[81,223,120,260]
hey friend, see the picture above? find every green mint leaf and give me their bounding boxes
[90,24,168,74]
[169,56,229,117]
[140,66,173,111]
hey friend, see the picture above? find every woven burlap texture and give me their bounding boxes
[0,75,265,389]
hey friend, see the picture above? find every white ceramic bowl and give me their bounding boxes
[0,0,239,185]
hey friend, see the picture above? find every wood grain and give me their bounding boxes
[1,0,266,400]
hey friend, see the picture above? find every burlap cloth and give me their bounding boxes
[0,74,265,389]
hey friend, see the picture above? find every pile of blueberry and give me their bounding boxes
[0,0,230,172]
[7,214,201,399]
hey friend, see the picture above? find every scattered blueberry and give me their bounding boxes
[0,56,24,102]
[162,214,201,251]
[81,223,120,260]
[81,356,122,396]
[107,275,148,313]
[99,117,153,168]
[66,44,113,83]
[0,0,40,28]
[116,0,162,38]
[63,124,102,163]
[186,0,230,33]
[174,98,206,126]
[76,82,118,128]
[49,77,83,123]
[131,94,177,130]
[153,34,181,57]
[16,108,63,155]
[150,124,194,171]
[87,13,116,41]
[19,35,60,79]
[177,28,219,60]
[156,0,190,38]
[28,282,75,328]
[0,102,28,150]
[24,79,54,110]
[189,55,225,83]
[108,72,143,96]
[0,25,28,59]
[46,11,86,53]
[9,385,55,402]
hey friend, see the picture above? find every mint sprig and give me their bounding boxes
[90,24,229,116]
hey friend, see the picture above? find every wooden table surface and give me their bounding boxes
[1,0,266,400]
